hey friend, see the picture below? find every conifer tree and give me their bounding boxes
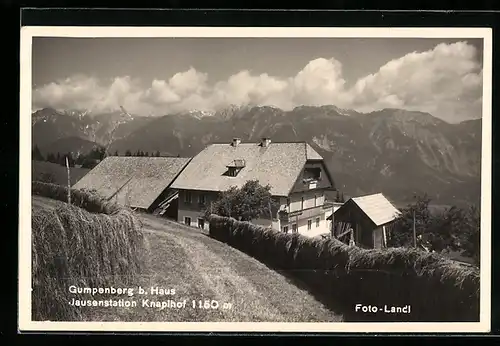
[32,145,44,161]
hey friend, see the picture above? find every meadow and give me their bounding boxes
[32,160,90,186]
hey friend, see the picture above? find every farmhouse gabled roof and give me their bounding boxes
[331,193,401,226]
[170,141,327,196]
[72,156,191,209]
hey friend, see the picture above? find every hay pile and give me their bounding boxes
[32,181,121,214]
[207,214,480,322]
[32,182,144,321]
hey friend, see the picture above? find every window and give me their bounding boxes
[227,167,245,177]
[315,217,320,228]
[314,195,317,207]
[198,193,206,205]
[292,223,298,233]
[303,167,322,181]
[198,218,205,229]
[184,191,192,204]
[226,159,245,177]
[184,216,191,226]
[282,225,289,233]
[307,219,312,230]
[301,197,304,210]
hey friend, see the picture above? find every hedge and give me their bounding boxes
[207,214,480,322]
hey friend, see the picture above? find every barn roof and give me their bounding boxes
[72,156,191,209]
[170,141,328,196]
[330,193,401,226]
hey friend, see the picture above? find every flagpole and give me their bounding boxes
[413,209,417,247]
[66,156,71,205]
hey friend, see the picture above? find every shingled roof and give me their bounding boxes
[170,141,325,196]
[72,156,191,209]
[330,193,401,226]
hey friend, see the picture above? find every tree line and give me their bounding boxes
[32,145,169,169]
[387,194,480,265]
[32,145,107,169]
[123,149,163,157]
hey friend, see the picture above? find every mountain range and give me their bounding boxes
[31,105,482,207]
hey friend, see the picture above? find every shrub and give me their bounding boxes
[204,180,279,222]
[37,172,56,184]
[207,214,480,322]
[32,183,144,321]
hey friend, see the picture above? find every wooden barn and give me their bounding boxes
[327,193,401,249]
[72,156,191,218]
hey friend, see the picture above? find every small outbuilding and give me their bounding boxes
[327,193,401,249]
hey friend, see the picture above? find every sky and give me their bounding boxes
[31,37,484,123]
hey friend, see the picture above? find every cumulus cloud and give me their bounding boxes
[349,42,483,121]
[211,70,291,109]
[33,74,103,111]
[292,57,350,107]
[32,41,483,122]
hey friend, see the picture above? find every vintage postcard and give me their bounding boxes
[19,26,492,333]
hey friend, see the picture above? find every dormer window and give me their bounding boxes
[225,159,246,177]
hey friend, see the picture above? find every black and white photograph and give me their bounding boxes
[19,26,492,333]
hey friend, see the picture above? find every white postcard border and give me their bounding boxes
[19,26,493,333]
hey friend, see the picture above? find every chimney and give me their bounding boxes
[231,137,241,147]
[260,137,271,147]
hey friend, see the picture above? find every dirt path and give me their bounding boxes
[139,215,342,322]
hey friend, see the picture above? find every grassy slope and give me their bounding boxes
[32,196,342,322]
[32,160,90,186]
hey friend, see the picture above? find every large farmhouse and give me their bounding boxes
[170,137,337,237]
[72,156,191,216]
[328,193,401,249]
